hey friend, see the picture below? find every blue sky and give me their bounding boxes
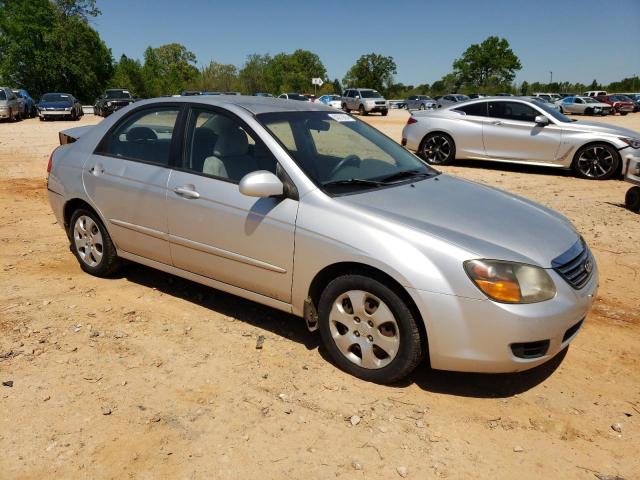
[94,0,640,85]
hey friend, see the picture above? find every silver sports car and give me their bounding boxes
[48,96,597,383]
[402,96,640,180]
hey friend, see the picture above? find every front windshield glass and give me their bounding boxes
[583,97,600,103]
[41,93,71,103]
[258,111,437,194]
[360,90,382,98]
[105,90,131,99]
[287,93,308,101]
[534,101,571,122]
[454,95,470,101]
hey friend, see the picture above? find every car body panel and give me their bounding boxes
[0,86,21,120]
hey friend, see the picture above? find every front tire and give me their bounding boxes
[625,186,640,212]
[420,132,456,165]
[381,109,388,116]
[318,275,424,384]
[572,143,619,180]
[69,209,120,277]
[359,105,367,116]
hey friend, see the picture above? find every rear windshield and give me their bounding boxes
[41,93,71,103]
[360,90,382,98]
[287,93,308,101]
[105,90,132,99]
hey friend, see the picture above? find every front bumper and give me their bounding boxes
[39,110,72,117]
[0,108,11,118]
[408,265,598,373]
[364,103,388,112]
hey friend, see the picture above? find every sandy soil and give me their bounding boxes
[1,111,639,479]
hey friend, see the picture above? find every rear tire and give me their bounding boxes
[621,111,628,116]
[420,132,456,165]
[69,209,121,277]
[318,274,424,384]
[585,107,593,115]
[625,186,640,212]
[381,109,388,116]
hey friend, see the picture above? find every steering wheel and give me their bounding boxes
[328,154,361,179]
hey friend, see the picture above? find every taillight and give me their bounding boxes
[47,150,54,174]
[407,117,418,125]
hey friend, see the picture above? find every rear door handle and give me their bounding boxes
[174,186,200,199]
[89,164,104,176]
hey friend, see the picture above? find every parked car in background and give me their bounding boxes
[94,89,136,117]
[13,89,36,118]
[594,94,634,115]
[436,94,470,108]
[526,96,560,111]
[533,93,562,102]
[0,86,22,122]
[38,93,83,121]
[558,96,612,115]
[402,96,640,180]
[48,96,597,383]
[278,92,309,101]
[202,91,222,96]
[254,92,273,97]
[621,93,640,112]
[406,95,436,110]
[495,93,515,97]
[342,88,389,115]
[317,94,342,109]
[584,90,607,97]
[181,91,202,96]
[222,92,241,96]
[467,93,487,99]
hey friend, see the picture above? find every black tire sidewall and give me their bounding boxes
[69,208,119,277]
[421,133,456,165]
[318,274,423,384]
[572,143,619,180]
[626,186,640,212]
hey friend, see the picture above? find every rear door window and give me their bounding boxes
[454,102,487,116]
[488,101,538,123]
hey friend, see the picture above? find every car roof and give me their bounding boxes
[138,95,334,114]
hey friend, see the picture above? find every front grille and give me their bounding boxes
[562,319,584,343]
[110,100,131,108]
[552,240,594,289]
[511,340,550,359]
[375,101,386,105]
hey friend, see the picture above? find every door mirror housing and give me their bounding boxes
[239,171,284,198]
[354,95,360,99]
[534,115,550,126]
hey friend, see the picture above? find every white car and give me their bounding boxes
[317,94,342,109]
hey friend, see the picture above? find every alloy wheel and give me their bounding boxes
[73,215,104,267]
[328,290,400,369]
[422,135,452,164]
[576,145,615,179]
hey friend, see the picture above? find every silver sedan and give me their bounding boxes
[402,96,640,180]
[558,96,612,116]
[48,96,597,383]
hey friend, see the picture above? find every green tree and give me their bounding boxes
[238,53,272,94]
[53,0,100,19]
[332,78,342,94]
[0,0,112,102]
[342,53,397,95]
[452,36,521,89]
[141,43,198,96]
[110,54,145,98]
[520,80,530,95]
[194,61,238,92]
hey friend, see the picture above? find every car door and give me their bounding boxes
[450,101,489,158]
[483,100,562,163]
[85,104,182,264]
[165,106,298,303]
[571,97,584,114]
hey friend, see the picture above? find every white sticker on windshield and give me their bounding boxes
[328,113,355,122]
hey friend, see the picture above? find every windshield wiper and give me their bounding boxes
[323,178,385,188]
[377,169,434,184]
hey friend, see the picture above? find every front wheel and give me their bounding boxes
[572,143,619,180]
[626,186,640,212]
[359,105,367,116]
[69,209,121,277]
[621,111,628,116]
[342,103,349,113]
[318,275,424,384]
[381,109,388,116]
[585,107,593,115]
[420,132,456,165]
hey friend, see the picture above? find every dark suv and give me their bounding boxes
[94,89,136,117]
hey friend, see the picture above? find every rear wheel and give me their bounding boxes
[342,103,349,113]
[625,186,640,212]
[585,107,593,115]
[621,111,628,116]
[572,143,619,180]
[318,275,424,384]
[420,132,456,165]
[69,209,121,277]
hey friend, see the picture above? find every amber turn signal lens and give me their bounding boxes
[475,279,522,303]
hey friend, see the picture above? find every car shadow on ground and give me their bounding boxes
[447,159,574,178]
[120,263,565,397]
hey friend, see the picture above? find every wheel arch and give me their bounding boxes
[307,261,428,355]
[63,198,107,238]
[572,140,624,177]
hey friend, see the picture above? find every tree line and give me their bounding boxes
[1,1,637,103]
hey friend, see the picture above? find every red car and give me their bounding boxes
[595,94,634,115]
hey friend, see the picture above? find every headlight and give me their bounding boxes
[464,260,556,304]
[107,101,112,106]
[65,107,71,111]
[620,137,640,149]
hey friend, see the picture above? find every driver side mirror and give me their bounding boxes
[239,171,284,198]
[355,95,360,99]
[534,115,550,126]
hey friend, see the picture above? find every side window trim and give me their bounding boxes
[93,103,187,168]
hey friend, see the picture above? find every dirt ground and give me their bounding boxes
[1,109,639,479]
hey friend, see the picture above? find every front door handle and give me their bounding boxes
[491,120,503,126]
[174,186,200,199]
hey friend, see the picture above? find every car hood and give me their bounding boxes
[39,101,71,109]
[336,175,579,267]
[562,120,640,138]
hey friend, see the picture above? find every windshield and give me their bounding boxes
[534,101,572,123]
[105,90,131,99]
[287,93,308,101]
[360,90,382,99]
[610,95,629,101]
[258,111,437,194]
[583,97,600,104]
[41,93,71,103]
[454,95,470,101]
